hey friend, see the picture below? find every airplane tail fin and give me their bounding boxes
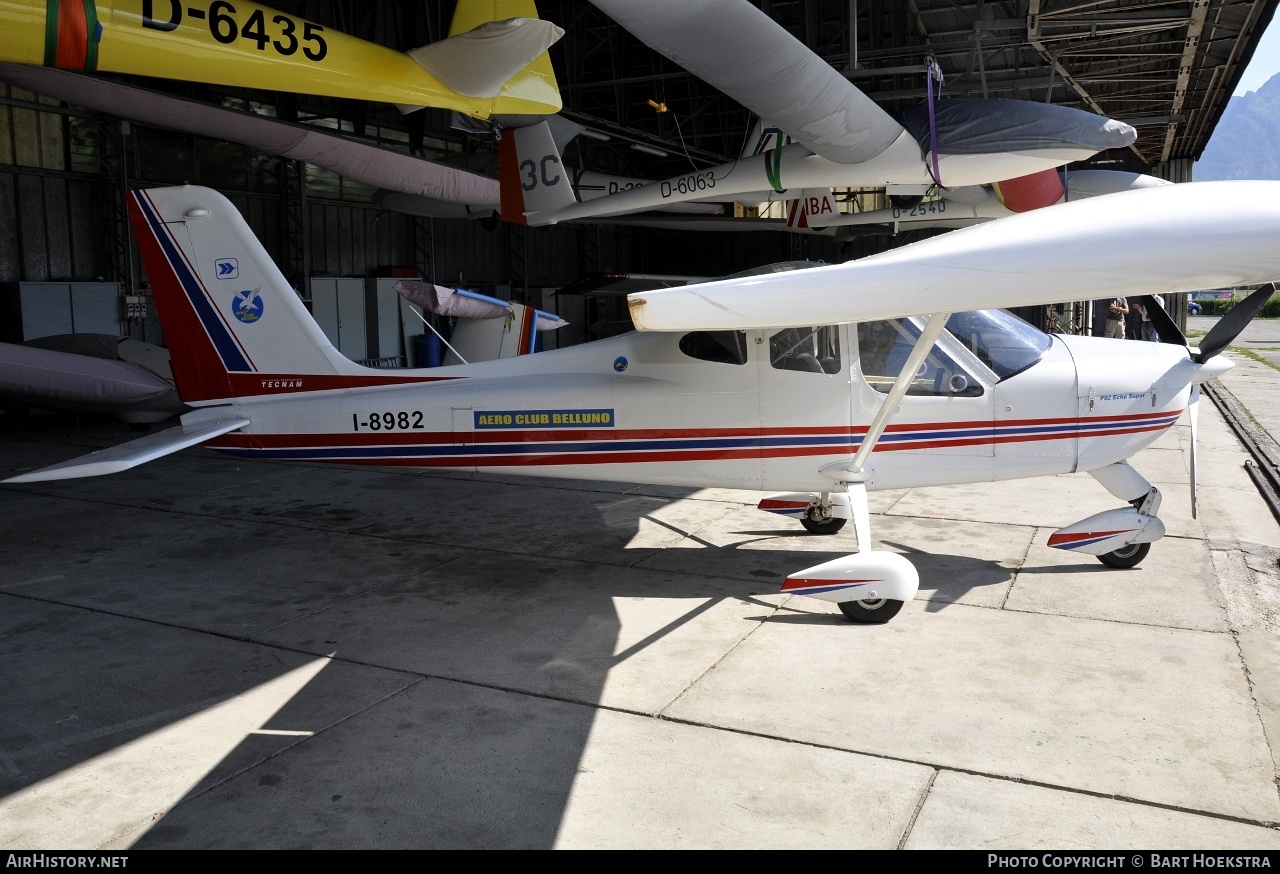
[399,0,560,117]
[404,0,563,117]
[784,189,839,228]
[129,186,422,406]
[499,119,578,224]
[743,118,791,159]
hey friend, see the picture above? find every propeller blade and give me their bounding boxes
[1138,294,1186,347]
[1188,383,1199,520]
[1195,283,1276,363]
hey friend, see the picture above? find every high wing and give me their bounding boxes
[0,0,563,118]
[626,181,1280,332]
[589,0,902,166]
[587,0,1133,173]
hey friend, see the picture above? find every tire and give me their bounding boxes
[801,515,847,535]
[839,598,905,624]
[1096,541,1150,569]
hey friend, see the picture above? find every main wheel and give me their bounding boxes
[839,598,905,624]
[801,515,847,535]
[1096,541,1150,569]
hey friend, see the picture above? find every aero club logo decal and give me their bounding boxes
[232,289,264,324]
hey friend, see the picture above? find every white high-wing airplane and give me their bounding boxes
[501,0,1137,228]
[6,182,1278,625]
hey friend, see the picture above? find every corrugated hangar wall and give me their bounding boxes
[0,86,846,320]
[0,90,855,332]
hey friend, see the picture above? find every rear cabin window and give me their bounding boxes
[679,331,748,365]
[769,326,841,374]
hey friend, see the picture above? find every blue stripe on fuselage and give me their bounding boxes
[132,192,252,372]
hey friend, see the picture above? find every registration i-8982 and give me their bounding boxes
[352,412,425,431]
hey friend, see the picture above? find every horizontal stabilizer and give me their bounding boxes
[408,19,564,98]
[3,418,249,483]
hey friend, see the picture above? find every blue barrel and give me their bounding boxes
[414,333,444,368]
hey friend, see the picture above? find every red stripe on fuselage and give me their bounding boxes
[212,413,1177,450]
[129,192,236,404]
[228,372,460,396]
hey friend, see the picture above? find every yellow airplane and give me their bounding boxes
[0,0,563,118]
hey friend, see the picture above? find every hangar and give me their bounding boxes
[0,0,1275,354]
[4,1,1280,851]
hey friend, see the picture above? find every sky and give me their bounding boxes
[1233,15,1280,95]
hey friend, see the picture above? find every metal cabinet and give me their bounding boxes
[309,277,367,361]
[310,277,419,365]
[1,282,122,342]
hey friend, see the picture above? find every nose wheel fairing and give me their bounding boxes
[1047,507,1166,555]
[1049,461,1166,566]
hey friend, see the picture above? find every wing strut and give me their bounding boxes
[820,313,950,552]
[848,313,951,476]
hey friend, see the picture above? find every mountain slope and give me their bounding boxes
[1195,73,1280,180]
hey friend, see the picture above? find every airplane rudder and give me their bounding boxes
[504,121,577,222]
[127,188,235,404]
[498,128,529,224]
[129,185,350,403]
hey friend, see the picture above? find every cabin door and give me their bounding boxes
[756,324,855,490]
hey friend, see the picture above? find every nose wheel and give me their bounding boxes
[839,597,905,623]
[1097,541,1150,569]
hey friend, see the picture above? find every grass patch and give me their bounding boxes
[1229,346,1280,373]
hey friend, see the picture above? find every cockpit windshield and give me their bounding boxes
[943,309,1051,380]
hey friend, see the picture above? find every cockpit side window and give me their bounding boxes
[857,318,984,397]
[769,326,842,374]
[679,331,748,365]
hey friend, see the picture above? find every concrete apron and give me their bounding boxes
[1,396,1279,849]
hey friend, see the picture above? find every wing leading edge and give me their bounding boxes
[626,181,1280,332]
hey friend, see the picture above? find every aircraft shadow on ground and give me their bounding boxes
[0,420,1020,847]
